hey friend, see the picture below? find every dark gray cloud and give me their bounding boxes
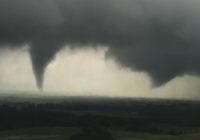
[0,0,200,90]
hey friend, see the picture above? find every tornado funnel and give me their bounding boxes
[29,45,58,91]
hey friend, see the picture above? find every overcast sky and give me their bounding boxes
[1,0,200,99]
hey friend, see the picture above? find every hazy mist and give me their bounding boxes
[1,46,200,100]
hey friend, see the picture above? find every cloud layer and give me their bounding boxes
[0,0,200,89]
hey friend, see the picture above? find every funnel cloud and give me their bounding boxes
[0,0,200,90]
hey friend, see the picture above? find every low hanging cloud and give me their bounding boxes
[0,0,200,90]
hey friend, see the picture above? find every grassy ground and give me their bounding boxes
[160,125,200,134]
[0,127,200,140]
[0,127,81,140]
[113,130,200,140]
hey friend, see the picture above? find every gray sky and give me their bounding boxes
[1,0,200,99]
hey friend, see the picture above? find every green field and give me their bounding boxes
[0,127,200,140]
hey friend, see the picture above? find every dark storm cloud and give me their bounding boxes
[0,0,200,90]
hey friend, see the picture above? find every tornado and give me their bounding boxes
[29,41,62,90]
[29,48,47,91]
